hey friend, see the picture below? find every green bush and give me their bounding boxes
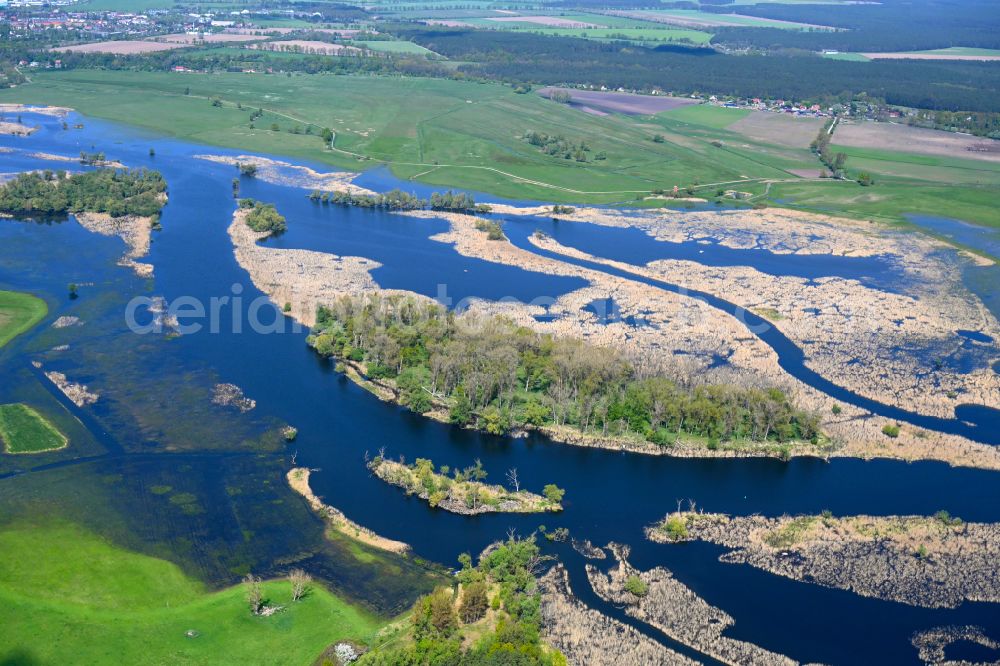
[624,575,648,597]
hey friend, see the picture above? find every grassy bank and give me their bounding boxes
[0,521,386,665]
[0,290,47,349]
[2,70,997,225]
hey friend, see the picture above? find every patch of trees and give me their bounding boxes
[307,294,822,448]
[239,198,287,233]
[811,121,847,178]
[0,168,166,218]
[357,532,561,666]
[310,188,425,210]
[523,129,592,162]
[394,28,1000,113]
[308,188,491,213]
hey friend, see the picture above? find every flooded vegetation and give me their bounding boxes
[649,510,1000,608]
[1,108,1000,664]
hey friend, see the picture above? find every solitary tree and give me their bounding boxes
[506,467,520,493]
[288,568,311,602]
[244,573,263,614]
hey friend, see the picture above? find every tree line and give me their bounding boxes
[308,188,492,213]
[395,27,1000,113]
[307,294,822,448]
[0,168,166,218]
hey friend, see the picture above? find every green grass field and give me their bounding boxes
[0,404,67,454]
[660,104,750,129]
[1,70,996,225]
[0,521,385,665]
[0,290,48,349]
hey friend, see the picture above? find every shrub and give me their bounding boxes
[661,515,688,541]
[882,424,900,438]
[624,575,648,597]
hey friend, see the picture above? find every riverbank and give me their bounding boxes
[287,467,410,555]
[647,511,1000,609]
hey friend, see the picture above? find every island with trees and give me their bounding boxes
[0,168,166,219]
[238,198,287,234]
[308,293,823,457]
[368,455,564,515]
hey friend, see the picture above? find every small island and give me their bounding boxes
[368,455,564,515]
[647,510,1000,609]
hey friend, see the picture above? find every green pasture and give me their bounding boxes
[0,521,385,665]
[0,290,47,350]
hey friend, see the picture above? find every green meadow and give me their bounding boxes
[1,70,996,225]
[0,404,67,454]
[0,521,385,665]
[0,290,47,349]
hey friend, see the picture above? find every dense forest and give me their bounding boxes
[707,0,1000,52]
[0,168,166,218]
[397,28,1000,113]
[307,294,822,449]
[358,533,562,665]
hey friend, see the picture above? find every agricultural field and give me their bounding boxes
[538,87,698,116]
[834,121,1000,163]
[660,104,751,130]
[0,404,67,454]
[51,41,186,55]
[0,290,47,349]
[0,521,385,664]
[602,9,837,30]
[862,49,1000,61]
[353,40,439,56]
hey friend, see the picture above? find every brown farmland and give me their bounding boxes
[730,112,826,149]
[486,16,605,28]
[52,40,184,54]
[538,87,697,116]
[834,121,1000,163]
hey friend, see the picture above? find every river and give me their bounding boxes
[1,110,999,665]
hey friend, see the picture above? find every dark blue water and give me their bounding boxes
[239,177,587,308]
[520,214,903,291]
[3,109,1000,665]
[500,217,1000,446]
